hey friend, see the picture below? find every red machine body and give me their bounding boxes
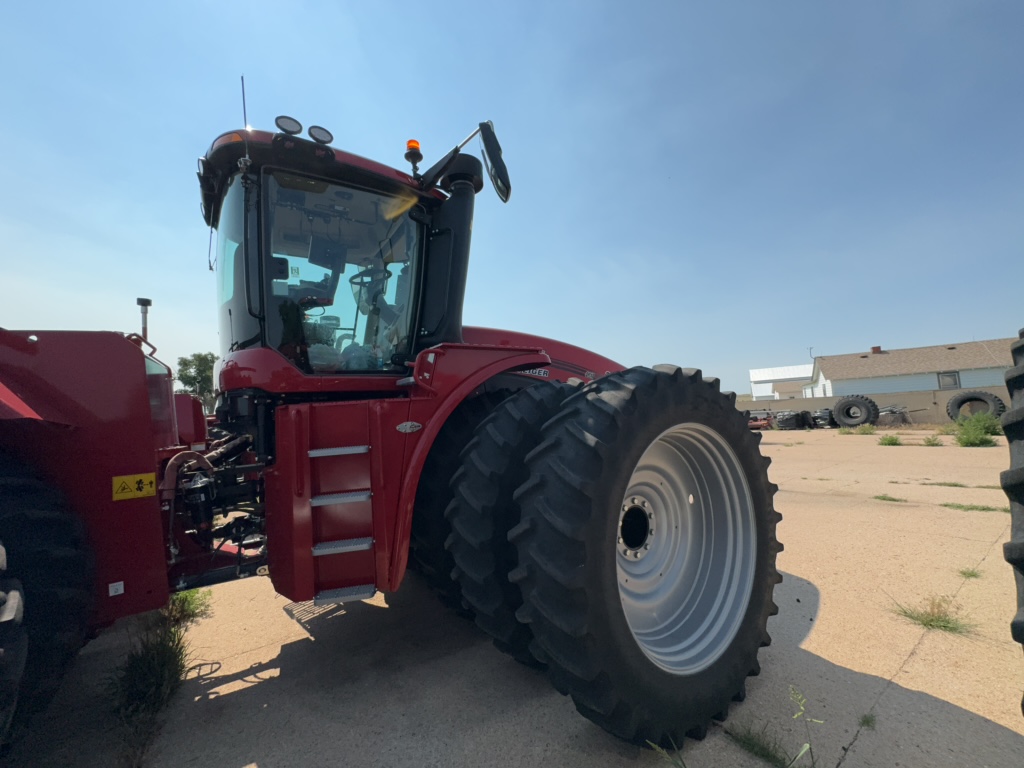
[0,120,624,622]
[0,330,184,626]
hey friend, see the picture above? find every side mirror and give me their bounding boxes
[479,121,511,203]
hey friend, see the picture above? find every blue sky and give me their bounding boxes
[1,1,1021,393]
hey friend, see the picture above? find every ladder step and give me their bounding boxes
[312,537,373,556]
[314,585,376,605]
[308,445,370,458]
[310,491,371,506]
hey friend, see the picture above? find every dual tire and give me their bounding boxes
[445,368,781,745]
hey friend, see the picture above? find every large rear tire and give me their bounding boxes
[1001,331,1024,716]
[410,391,509,611]
[832,395,879,427]
[0,454,92,745]
[511,366,781,746]
[947,390,1007,421]
[446,382,573,665]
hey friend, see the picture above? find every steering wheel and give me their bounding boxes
[349,267,390,288]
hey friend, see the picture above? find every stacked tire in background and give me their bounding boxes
[1001,330,1024,716]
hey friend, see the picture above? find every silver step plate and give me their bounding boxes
[312,537,373,556]
[308,445,370,458]
[310,490,371,506]
[314,585,376,605]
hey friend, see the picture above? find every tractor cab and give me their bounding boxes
[198,118,511,381]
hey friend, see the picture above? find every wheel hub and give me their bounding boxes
[616,423,757,675]
[619,500,654,559]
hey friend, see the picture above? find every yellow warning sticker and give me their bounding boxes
[112,473,157,501]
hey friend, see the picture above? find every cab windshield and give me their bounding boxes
[262,170,422,373]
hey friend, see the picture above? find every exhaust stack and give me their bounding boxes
[136,297,152,340]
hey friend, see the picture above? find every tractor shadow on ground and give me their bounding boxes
[141,572,1022,768]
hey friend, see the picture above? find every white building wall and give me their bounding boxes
[833,368,1009,396]
[803,379,832,397]
[960,367,1010,388]
[833,373,943,396]
[751,382,778,400]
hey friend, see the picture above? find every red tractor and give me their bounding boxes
[0,117,781,747]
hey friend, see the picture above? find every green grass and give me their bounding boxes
[108,589,213,766]
[959,412,1003,435]
[874,494,906,503]
[727,723,793,768]
[959,567,981,579]
[859,713,876,730]
[922,481,966,487]
[649,739,689,767]
[878,435,902,446]
[921,435,943,447]
[954,413,1002,447]
[837,427,854,435]
[855,424,876,435]
[975,484,1002,490]
[936,423,959,435]
[955,431,997,447]
[893,595,972,634]
[162,588,213,627]
[941,502,1007,512]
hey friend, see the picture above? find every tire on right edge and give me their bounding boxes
[1000,330,1024,716]
[511,366,781,746]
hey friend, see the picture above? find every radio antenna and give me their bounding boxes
[239,75,252,171]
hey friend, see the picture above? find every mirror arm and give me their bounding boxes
[419,127,483,191]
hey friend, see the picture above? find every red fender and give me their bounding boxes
[385,344,550,589]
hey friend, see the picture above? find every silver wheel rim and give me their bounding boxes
[617,423,756,675]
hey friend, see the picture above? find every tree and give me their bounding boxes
[176,352,218,413]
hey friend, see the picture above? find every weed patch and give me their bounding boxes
[941,502,1003,512]
[878,435,902,446]
[921,436,943,447]
[837,427,854,435]
[108,589,213,766]
[855,424,876,435]
[954,413,1001,447]
[727,723,793,768]
[859,713,876,730]
[893,595,972,634]
[958,567,981,579]
[874,494,906,503]
[922,481,966,487]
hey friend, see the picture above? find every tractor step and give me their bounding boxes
[308,445,370,457]
[312,537,373,556]
[314,584,376,605]
[310,490,371,506]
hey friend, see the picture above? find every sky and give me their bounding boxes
[1,1,1021,394]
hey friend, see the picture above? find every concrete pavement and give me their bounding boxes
[6,428,1022,767]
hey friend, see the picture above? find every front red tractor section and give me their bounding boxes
[0,329,185,627]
